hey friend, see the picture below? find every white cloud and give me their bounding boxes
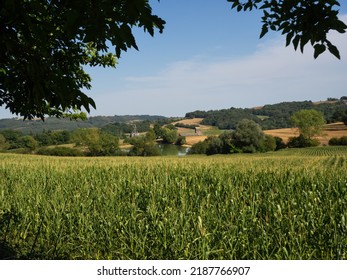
[3,15,345,119]
[93,21,347,117]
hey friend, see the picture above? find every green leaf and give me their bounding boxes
[259,25,268,38]
[285,32,294,47]
[313,44,326,59]
[292,35,300,51]
[327,43,341,59]
[300,34,310,53]
[244,2,251,11]
[231,0,240,9]
[333,20,347,33]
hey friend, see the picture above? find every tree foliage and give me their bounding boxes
[161,127,178,144]
[329,136,347,146]
[287,134,320,148]
[233,119,265,152]
[291,109,326,139]
[0,0,165,119]
[186,100,346,130]
[72,128,119,156]
[0,133,9,150]
[228,0,347,59]
[189,119,277,155]
[1,1,346,119]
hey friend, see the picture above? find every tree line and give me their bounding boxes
[0,120,186,157]
[189,109,346,155]
[186,98,347,130]
[1,108,347,157]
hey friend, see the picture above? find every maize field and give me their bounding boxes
[0,147,346,259]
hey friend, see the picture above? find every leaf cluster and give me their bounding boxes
[0,0,165,119]
[189,119,278,155]
[291,109,326,139]
[228,0,347,58]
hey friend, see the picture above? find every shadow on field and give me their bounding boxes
[0,240,17,260]
[0,209,20,259]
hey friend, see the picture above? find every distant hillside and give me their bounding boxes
[0,115,167,134]
[186,99,347,130]
[1,98,347,134]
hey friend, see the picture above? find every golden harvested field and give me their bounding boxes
[175,119,347,146]
[185,135,208,145]
[173,118,219,146]
[264,122,347,145]
[263,127,300,143]
[178,118,347,146]
[172,118,204,126]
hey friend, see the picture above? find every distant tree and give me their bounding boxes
[72,128,98,147]
[188,140,209,155]
[273,136,287,150]
[259,134,276,152]
[218,132,239,153]
[228,0,346,59]
[329,137,340,146]
[174,123,197,129]
[339,136,347,145]
[206,137,224,155]
[37,146,83,157]
[329,136,347,146]
[287,134,320,148]
[142,143,161,156]
[161,128,178,144]
[72,128,119,156]
[185,110,209,119]
[128,136,160,156]
[153,123,163,139]
[339,109,347,126]
[291,109,326,139]
[233,119,265,152]
[0,134,9,151]
[201,107,260,130]
[88,133,119,156]
[165,124,177,131]
[0,130,23,149]
[331,109,345,123]
[34,130,71,146]
[145,128,157,142]
[175,135,187,146]
[19,135,38,151]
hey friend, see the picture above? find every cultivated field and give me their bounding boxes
[264,122,347,145]
[173,118,218,146]
[175,119,347,146]
[1,147,347,260]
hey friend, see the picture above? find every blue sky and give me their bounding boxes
[1,0,347,118]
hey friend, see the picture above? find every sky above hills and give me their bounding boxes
[1,0,347,119]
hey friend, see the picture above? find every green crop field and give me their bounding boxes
[1,147,347,260]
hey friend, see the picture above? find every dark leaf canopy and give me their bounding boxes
[1,1,345,119]
[0,0,165,119]
[228,0,346,59]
